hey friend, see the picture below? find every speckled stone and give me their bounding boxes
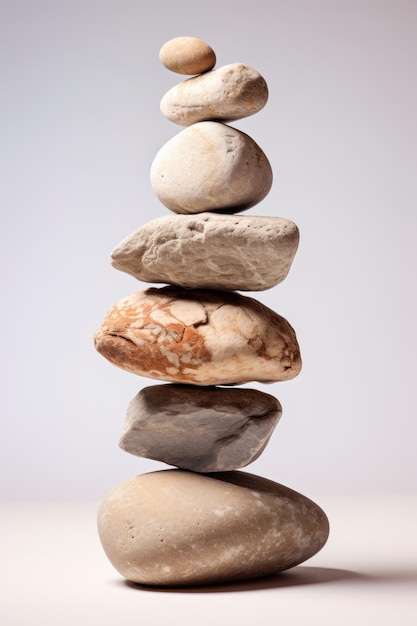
[110,213,299,291]
[159,36,216,75]
[97,469,330,586]
[150,121,272,214]
[160,63,268,125]
[93,286,302,386]
[119,384,282,472]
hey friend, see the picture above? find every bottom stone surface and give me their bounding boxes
[97,470,329,586]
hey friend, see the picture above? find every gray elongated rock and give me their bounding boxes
[97,470,330,586]
[93,286,302,386]
[150,121,272,214]
[160,63,268,125]
[111,213,299,291]
[119,384,282,472]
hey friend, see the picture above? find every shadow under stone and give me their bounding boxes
[120,565,364,593]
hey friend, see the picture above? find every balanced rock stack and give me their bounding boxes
[94,36,329,586]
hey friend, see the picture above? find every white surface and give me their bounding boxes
[1,495,416,626]
[1,1,416,494]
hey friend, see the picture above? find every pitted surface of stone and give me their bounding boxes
[150,121,272,214]
[93,286,302,386]
[111,213,299,291]
[97,470,330,586]
[159,37,216,75]
[119,384,282,472]
[160,63,268,125]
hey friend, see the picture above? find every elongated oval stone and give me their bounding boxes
[119,384,282,472]
[159,37,216,75]
[160,63,268,125]
[97,470,329,586]
[150,121,272,214]
[111,213,299,291]
[93,286,302,386]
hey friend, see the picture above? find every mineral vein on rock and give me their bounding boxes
[94,286,302,385]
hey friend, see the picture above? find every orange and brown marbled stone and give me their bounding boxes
[94,286,301,386]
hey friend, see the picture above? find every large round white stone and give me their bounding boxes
[150,121,272,214]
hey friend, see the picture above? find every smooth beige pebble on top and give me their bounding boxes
[159,36,216,75]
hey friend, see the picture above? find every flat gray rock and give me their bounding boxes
[94,286,302,386]
[119,384,282,472]
[150,121,272,214]
[97,469,329,586]
[111,213,299,291]
[160,63,268,125]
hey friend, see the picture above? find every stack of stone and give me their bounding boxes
[94,36,329,587]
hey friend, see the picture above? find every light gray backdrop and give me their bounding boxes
[1,0,416,499]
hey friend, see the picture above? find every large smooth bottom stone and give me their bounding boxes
[97,470,329,586]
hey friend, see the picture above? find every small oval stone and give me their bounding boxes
[150,121,272,214]
[93,286,302,386]
[159,36,216,75]
[97,470,329,586]
[161,63,268,126]
[111,213,299,291]
[119,384,282,472]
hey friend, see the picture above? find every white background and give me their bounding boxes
[1,0,416,500]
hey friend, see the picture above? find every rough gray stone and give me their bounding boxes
[119,384,282,472]
[93,286,302,386]
[111,213,299,291]
[97,469,330,586]
[160,63,268,125]
[150,121,272,214]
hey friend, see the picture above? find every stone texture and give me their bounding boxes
[111,213,299,291]
[97,469,329,586]
[150,121,272,214]
[119,384,282,472]
[160,63,268,126]
[93,286,302,386]
[159,37,216,75]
